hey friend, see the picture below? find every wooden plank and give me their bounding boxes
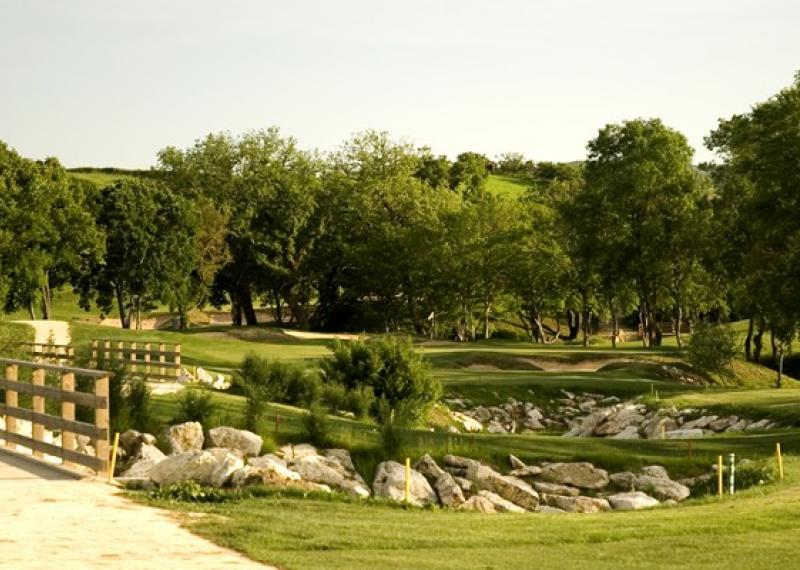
[4,364,18,452]
[0,404,106,439]
[159,343,166,378]
[94,375,110,478]
[61,371,76,469]
[0,379,106,408]
[0,358,112,378]
[0,431,104,472]
[31,368,45,458]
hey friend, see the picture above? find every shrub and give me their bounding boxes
[320,336,441,422]
[687,323,737,375]
[375,399,412,458]
[284,369,322,408]
[321,382,348,412]
[127,377,154,432]
[345,385,376,419]
[692,460,774,497]
[173,387,217,425]
[150,480,231,503]
[302,404,332,447]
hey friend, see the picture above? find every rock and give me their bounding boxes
[725,419,749,432]
[594,407,645,436]
[277,443,318,460]
[486,420,507,433]
[466,465,539,509]
[745,419,772,431]
[476,490,527,513]
[508,454,527,470]
[509,465,543,478]
[247,454,301,481]
[292,454,370,498]
[372,461,436,507]
[119,430,157,458]
[665,428,704,439]
[459,495,496,513]
[115,477,155,490]
[150,448,243,487]
[414,454,465,507]
[609,472,638,491]
[166,422,204,454]
[564,409,614,437]
[542,494,611,513]
[611,425,641,439]
[119,443,166,479]
[451,411,483,432]
[682,415,718,430]
[538,462,609,490]
[535,505,567,514]
[608,491,660,511]
[453,476,474,493]
[634,475,690,502]
[323,448,356,472]
[708,416,737,432]
[642,417,678,439]
[532,481,580,496]
[442,455,481,477]
[196,366,214,384]
[640,465,670,479]
[207,427,263,457]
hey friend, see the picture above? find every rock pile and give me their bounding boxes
[448,391,779,438]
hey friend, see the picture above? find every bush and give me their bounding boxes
[320,336,441,422]
[150,480,231,503]
[302,404,332,447]
[345,385,376,419]
[692,460,774,497]
[375,399,412,458]
[687,323,738,375]
[173,387,217,425]
[127,377,154,432]
[237,355,318,431]
[321,382,348,412]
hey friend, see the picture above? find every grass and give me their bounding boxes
[139,456,800,569]
[485,174,531,197]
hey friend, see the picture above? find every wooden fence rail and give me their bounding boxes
[91,339,182,382]
[19,342,75,364]
[0,357,111,476]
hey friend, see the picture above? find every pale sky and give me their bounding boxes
[1,0,798,168]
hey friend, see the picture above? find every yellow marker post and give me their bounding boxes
[717,455,723,497]
[777,443,784,480]
[108,432,120,484]
[405,457,411,505]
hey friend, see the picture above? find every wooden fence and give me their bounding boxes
[91,339,182,382]
[0,358,110,476]
[19,342,75,365]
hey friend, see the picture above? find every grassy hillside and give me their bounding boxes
[485,174,530,197]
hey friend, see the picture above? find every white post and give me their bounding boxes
[728,453,736,495]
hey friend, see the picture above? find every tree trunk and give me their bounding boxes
[483,294,491,340]
[777,348,784,389]
[565,309,580,340]
[115,282,130,329]
[40,270,52,320]
[639,302,649,348]
[770,327,778,366]
[28,301,37,320]
[753,316,765,362]
[744,317,754,361]
[272,288,283,325]
[230,291,243,326]
[239,283,258,326]
[674,306,683,349]
[611,312,619,349]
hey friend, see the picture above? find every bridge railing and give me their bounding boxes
[0,358,110,477]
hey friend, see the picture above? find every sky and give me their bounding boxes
[1,0,798,168]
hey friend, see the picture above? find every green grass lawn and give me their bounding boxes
[485,174,531,198]
[140,456,800,569]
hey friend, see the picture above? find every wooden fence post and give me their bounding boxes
[95,375,110,478]
[31,368,45,458]
[159,343,166,379]
[61,371,76,469]
[175,344,181,379]
[130,341,137,377]
[103,339,111,366]
[144,342,151,379]
[91,340,98,367]
[4,364,18,451]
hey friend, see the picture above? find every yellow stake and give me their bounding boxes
[405,457,411,505]
[777,443,784,480]
[108,432,120,484]
[717,455,723,497]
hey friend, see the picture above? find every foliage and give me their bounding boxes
[375,399,411,458]
[320,336,441,422]
[173,387,217,425]
[301,404,332,447]
[149,480,231,503]
[687,323,738,375]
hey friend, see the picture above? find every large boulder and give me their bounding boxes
[609,471,638,491]
[246,454,301,481]
[118,430,157,458]
[608,492,659,511]
[533,481,579,497]
[459,495,496,513]
[665,428,704,439]
[291,454,370,498]
[538,462,609,490]
[634,475,690,502]
[414,454,465,507]
[277,443,319,460]
[207,427,263,457]
[611,426,641,439]
[542,494,611,513]
[564,409,613,437]
[166,422,204,454]
[466,464,539,510]
[640,465,670,479]
[642,417,678,439]
[150,448,243,487]
[119,442,166,479]
[594,407,645,436]
[476,490,527,513]
[450,412,483,432]
[373,461,436,507]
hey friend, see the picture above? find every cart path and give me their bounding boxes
[0,450,270,570]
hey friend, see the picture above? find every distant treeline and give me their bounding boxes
[1,73,798,364]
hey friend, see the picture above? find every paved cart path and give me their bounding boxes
[0,450,270,570]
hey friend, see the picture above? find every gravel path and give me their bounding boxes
[0,450,270,569]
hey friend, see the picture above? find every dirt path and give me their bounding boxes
[0,451,269,569]
[12,319,71,345]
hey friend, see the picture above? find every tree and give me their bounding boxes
[450,152,489,196]
[78,179,199,329]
